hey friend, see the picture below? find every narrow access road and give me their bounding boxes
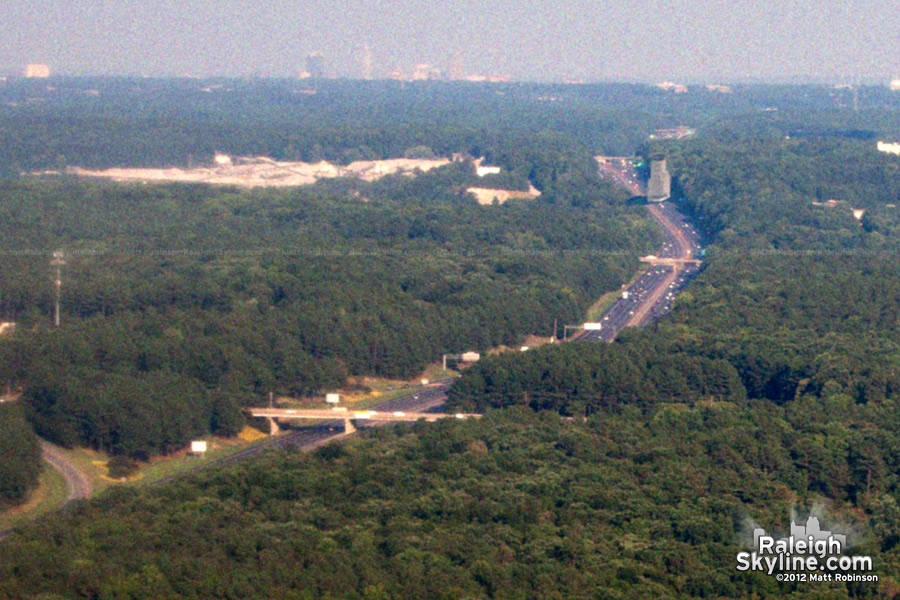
[41,441,92,503]
[0,441,93,541]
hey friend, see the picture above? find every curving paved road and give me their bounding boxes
[0,441,93,541]
[40,441,93,503]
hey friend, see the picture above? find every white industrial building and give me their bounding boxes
[877,141,900,155]
[647,156,671,203]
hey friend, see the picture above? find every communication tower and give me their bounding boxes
[50,250,65,326]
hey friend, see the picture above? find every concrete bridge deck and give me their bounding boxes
[640,256,702,266]
[249,408,481,422]
[248,407,482,434]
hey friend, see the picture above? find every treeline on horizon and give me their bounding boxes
[7,77,900,176]
[0,78,659,175]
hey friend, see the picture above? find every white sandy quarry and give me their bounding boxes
[60,154,540,204]
[65,156,452,188]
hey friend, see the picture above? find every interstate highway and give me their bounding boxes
[580,158,703,342]
[163,381,453,476]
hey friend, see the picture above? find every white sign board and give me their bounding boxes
[191,441,208,454]
[583,323,603,331]
[461,352,481,362]
[326,393,340,404]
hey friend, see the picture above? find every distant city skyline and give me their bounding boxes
[5,0,900,84]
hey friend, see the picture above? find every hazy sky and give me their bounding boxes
[4,0,900,83]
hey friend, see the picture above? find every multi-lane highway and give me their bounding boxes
[156,381,453,478]
[597,156,644,197]
[0,383,452,541]
[579,158,703,342]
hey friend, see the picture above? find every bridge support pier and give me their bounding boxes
[344,419,356,434]
[267,417,280,436]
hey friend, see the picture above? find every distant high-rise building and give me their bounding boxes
[362,44,373,80]
[306,52,327,79]
[654,81,688,93]
[25,64,50,78]
[448,50,463,80]
[411,63,431,81]
[647,155,671,203]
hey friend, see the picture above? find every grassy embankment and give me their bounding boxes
[0,463,68,531]
[585,263,650,322]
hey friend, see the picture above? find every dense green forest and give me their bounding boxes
[0,403,41,506]
[439,123,900,595]
[0,151,657,460]
[0,407,893,599]
[6,78,900,597]
[6,78,900,176]
[0,78,662,175]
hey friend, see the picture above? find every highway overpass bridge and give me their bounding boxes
[640,256,702,266]
[248,407,482,435]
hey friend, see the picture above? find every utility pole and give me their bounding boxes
[51,250,65,327]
